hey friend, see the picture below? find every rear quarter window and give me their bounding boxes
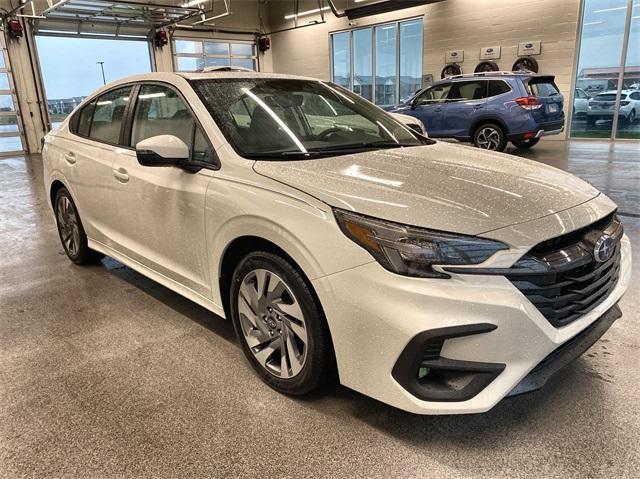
[74,102,95,137]
[487,80,511,97]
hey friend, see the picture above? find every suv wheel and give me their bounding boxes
[627,109,636,125]
[54,187,104,265]
[473,123,507,151]
[230,251,335,395]
[512,138,540,149]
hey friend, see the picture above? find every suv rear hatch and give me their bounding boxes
[524,75,564,123]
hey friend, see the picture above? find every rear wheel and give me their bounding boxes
[512,138,540,149]
[229,251,335,395]
[54,188,103,265]
[627,109,636,125]
[473,123,507,152]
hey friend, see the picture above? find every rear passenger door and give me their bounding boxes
[110,83,216,297]
[441,80,488,138]
[65,85,132,246]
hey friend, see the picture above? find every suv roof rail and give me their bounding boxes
[448,71,533,79]
[196,66,255,73]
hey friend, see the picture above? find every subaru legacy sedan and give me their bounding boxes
[43,71,631,415]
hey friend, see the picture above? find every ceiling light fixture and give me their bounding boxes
[284,6,330,20]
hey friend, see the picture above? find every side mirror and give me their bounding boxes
[136,135,190,167]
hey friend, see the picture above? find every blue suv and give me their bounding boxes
[387,72,565,151]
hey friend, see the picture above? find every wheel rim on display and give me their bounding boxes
[56,196,80,257]
[476,127,501,150]
[237,269,308,378]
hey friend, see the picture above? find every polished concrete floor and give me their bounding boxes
[1,140,639,478]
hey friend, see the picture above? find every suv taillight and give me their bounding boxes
[515,96,543,110]
[620,100,630,106]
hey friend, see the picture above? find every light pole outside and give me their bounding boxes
[96,61,106,85]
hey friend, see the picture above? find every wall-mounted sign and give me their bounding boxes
[445,50,464,64]
[422,74,434,87]
[518,41,541,56]
[480,46,501,60]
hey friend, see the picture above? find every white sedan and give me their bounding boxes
[43,71,631,414]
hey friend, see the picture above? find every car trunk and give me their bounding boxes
[526,76,564,123]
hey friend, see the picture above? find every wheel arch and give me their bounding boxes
[469,116,508,139]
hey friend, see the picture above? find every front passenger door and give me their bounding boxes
[110,83,216,297]
[410,83,451,136]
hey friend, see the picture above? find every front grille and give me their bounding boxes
[505,215,623,328]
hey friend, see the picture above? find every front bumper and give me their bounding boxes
[312,234,631,415]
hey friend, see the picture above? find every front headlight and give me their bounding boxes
[334,209,508,278]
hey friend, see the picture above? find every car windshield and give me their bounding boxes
[190,78,430,160]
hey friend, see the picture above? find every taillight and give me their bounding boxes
[515,96,543,110]
[620,101,630,106]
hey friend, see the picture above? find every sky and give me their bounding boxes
[35,36,152,100]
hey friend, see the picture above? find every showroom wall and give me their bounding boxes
[268,0,582,136]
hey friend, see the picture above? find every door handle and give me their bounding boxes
[113,167,129,183]
[64,152,76,165]
[434,107,443,112]
[473,105,484,110]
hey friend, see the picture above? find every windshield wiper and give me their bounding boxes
[244,141,422,160]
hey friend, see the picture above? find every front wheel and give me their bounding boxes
[473,123,507,151]
[512,138,540,149]
[229,251,336,395]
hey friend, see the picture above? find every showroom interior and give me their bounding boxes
[0,0,638,477]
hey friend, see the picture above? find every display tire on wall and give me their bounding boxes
[54,187,104,265]
[441,63,462,78]
[512,57,539,73]
[229,251,336,395]
[511,138,540,149]
[475,61,499,73]
[473,123,507,151]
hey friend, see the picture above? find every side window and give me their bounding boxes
[576,89,587,99]
[448,81,487,101]
[76,101,95,137]
[131,84,213,163]
[415,83,451,104]
[88,86,131,144]
[488,80,511,97]
[131,84,195,148]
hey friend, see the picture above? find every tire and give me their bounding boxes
[229,251,336,395]
[473,123,507,151]
[54,187,104,265]
[512,138,540,149]
[627,110,636,125]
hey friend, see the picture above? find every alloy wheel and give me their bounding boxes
[237,268,308,379]
[476,127,501,150]
[56,195,80,257]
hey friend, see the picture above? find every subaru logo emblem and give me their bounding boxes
[525,43,533,48]
[593,234,615,263]
[487,48,494,53]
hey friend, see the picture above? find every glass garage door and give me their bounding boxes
[571,0,640,140]
[0,33,25,156]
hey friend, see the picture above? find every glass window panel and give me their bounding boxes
[0,115,19,133]
[0,94,15,112]
[331,32,350,88]
[131,84,195,151]
[0,53,5,69]
[375,24,397,106]
[231,43,254,56]
[76,101,95,136]
[175,40,203,54]
[193,127,213,163]
[399,19,423,102]
[176,56,204,71]
[206,57,231,67]
[615,3,640,139]
[230,58,255,70]
[0,73,10,91]
[571,0,629,139]
[353,28,373,101]
[205,42,230,55]
[0,135,23,152]
[89,86,131,144]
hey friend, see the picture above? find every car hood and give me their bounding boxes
[253,142,600,236]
